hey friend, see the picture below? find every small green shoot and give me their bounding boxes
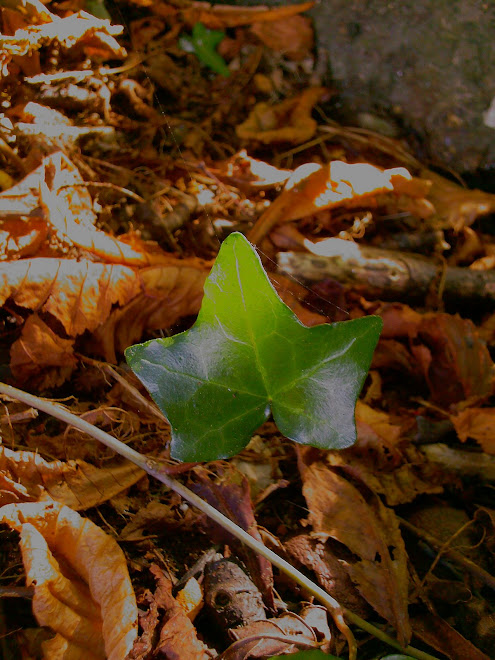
[126,232,382,462]
[179,22,230,76]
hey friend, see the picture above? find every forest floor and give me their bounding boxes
[0,2,494,660]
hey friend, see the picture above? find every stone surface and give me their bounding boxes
[236,0,495,174]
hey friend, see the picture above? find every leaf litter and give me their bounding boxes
[0,1,494,659]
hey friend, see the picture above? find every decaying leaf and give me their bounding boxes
[247,160,432,245]
[425,169,495,231]
[298,447,411,645]
[236,87,326,145]
[250,14,314,61]
[192,466,275,610]
[1,8,126,60]
[284,534,369,615]
[147,564,211,659]
[0,501,138,660]
[179,1,316,30]
[0,444,144,509]
[10,313,77,388]
[415,314,495,407]
[451,408,495,455]
[319,402,450,506]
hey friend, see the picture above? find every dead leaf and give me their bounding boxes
[451,408,495,455]
[120,500,198,541]
[10,313,77,388]
[250,14,314,61]
[1,258,140,335]
[416,314,495,407]
[0,443,144,509]
[0,216,48,259]
[148,564,211,660]
[179,1,316,30]
[216,150,292,191]
[3,10,126,60]
[87,261,208,362]
[236,87,326,145]
[425,168,495,231]
[298,448,411,645]
[284,534,369,615]
[0,501,138,659]
[411,611,491,660]
[247,160,430,245]
[192,465,275,610]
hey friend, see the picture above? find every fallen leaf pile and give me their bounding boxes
[1,1,495,659]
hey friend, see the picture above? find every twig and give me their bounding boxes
[399,517,495,592]
[0,381,441,660]
[277,240,495,306]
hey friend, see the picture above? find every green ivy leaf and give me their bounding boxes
[125,232,382,462]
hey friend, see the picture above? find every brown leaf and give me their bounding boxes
[0,501,138,659]
[1,258,140,335]
[192,465,275,610]
[10,313,77,388]
[426,168,495,231]
[236,87,326,145]
[250,14,314,61]
[298,448,411,645]
[0,216,48,259]
[120,500,198,541]
[284,534,369,615]
[451,408,495,455]
[411,612,491,660]
[180,1,316,30]
[148,564,211,660]
[417,314,494,407]
[319,402,450,506]
[0,151,175,266]
[87,261,208,362]
[247,160,429,245]
[0,445,144,509]
[3,10,126,60]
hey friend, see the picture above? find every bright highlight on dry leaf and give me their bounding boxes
[0,444,144,509]
[1,8,126,62]
[0,150,210,384]
[0,501,138,660]
[247,160,432,244]
[236,87,326,145]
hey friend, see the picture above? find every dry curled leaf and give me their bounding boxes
[298,447,411,645]
[425,169,495,232]
[10,313,77,388]
[415,314,495,407]
[236,87,326,145]
[179,1,316,30]
[250,14,314,61]
[451,408,495,455]
[1,9,126,60]
[247,160,431,244]
[0,501,138,660]
[0,445,144,509]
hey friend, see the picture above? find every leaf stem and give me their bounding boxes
[0,382,440,660]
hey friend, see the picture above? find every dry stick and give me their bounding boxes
[0,382,440,660]
[277,240,495,306]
